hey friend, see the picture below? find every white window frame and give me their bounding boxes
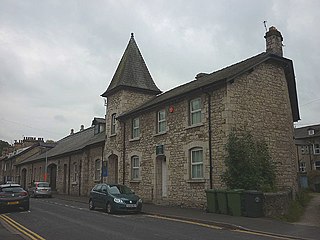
[190,98,202,125]
[132,117,140,139]
[313,144,320,155]
[190,147,203,179]
[157,109,166,133]
[111,113,116,135]
[131,156,140,180]
[73,163,78,182]
[299,162,306,173]
[95,159,101,181]
[315,161,320,170]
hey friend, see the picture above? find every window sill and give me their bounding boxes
[110,134,116,137]
[154,131,167,137]
[129,137,140,142]
[130,180,141,183]
[187,179,206,183]
[71,182,78,185]
[94,179,101,183]
[185,123,204,130]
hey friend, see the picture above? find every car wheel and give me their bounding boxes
[89,199,95,210]
[106,202,113,214]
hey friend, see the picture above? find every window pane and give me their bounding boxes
[131,156,140,179]
[190,99,201,125]
[191,99,201,111]
[191,148,203,179]
[191,112,201,125]
[132,118,140,138]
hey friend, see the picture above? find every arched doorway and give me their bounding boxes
[21,168,27,190]
[47,164,57,191]
[107,154,118,184]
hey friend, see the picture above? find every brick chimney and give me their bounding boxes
[264,26,283,57]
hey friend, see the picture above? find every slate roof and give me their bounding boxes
[295,124,320,139]
[18,127,105,165]
[101,33,161,97]
[118,52,300,122]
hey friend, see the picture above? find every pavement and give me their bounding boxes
[1,193,320,240]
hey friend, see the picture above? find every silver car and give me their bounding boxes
[28,182,52,198]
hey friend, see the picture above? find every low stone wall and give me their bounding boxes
[263,190,292,217]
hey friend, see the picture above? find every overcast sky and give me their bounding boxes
[1,0,319,143]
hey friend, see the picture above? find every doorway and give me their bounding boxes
[155,155,167,200]
[107,154,118,184]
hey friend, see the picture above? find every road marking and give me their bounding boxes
[0,214,45,240]
[146,214,222,230]
[233,229,310,240]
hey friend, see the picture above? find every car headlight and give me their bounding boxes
[138,198,142,203]
[114,198,124,204]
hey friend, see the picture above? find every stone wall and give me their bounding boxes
[264,191,292,217]
[226,62,298,192]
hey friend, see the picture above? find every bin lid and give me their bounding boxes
[244,190,263,195]
[226,189,245,193]
[205,189,217,193]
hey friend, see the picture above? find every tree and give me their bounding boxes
[222,131,276,191]
[0,140,10,156]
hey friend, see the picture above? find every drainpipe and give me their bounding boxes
[122,122,126,185]
[203,90,213,189]
[78,160,82,196]
[68,156,71,195]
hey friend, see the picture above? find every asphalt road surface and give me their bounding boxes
[2,198,284,240]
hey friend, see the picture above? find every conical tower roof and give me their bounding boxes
[101,33,161,97]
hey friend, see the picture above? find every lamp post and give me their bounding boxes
[44,150,48,182]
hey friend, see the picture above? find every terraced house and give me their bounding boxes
[101,27,300,208]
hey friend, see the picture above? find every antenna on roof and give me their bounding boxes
[263,20,268,32]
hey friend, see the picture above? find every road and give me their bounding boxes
[1,198,289,240]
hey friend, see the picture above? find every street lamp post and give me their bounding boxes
[44,150,48,181]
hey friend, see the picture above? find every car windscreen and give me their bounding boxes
[1,187,24,193]
[109,185,133,195]
[37,183,50,187]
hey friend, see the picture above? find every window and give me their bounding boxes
[315,161,320,170]
[131,156,140,180]
[111,113,116,135]
[73,163,78,182]
[314,144,320,155]
[95,159,101,181]
[157,110,166,133]
[299,162,306,173]
[308,129,315,135]
[301,145,310,155]
[132,117,140,139]
[190,148,203,179]
[190,98,202,125]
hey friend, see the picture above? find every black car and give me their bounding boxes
[0,183,30,212]
[89,183,142,214]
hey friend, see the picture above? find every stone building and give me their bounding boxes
[15,118,105,194]
[0,137,53,184]
[294,124,320,189]
[101,27,300,208]
[295,124,320,173]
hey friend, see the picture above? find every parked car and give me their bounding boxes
[28,181,52,198]
[0,183,30,212]
[89,183,142,214]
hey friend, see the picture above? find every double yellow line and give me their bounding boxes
[0,214,45,240]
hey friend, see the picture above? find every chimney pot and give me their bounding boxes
[70,129,74,135]
[80,125,84,131]
[264,26,283,56]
